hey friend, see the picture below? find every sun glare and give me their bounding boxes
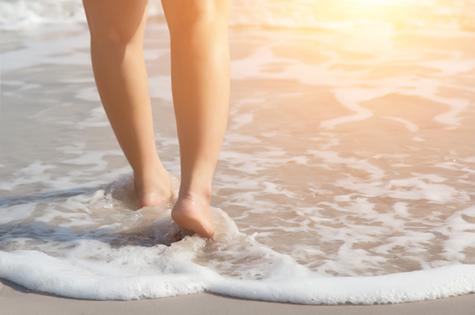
[349,0,414,5]
[304,0,432,27]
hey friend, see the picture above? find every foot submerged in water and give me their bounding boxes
[134,169,173,209]
[171,192,215,239]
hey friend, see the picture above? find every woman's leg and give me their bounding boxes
[162,0,231,238]
[82,0,172,208]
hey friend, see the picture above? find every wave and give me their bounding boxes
[2,0,474,32]
[0,174,474,303]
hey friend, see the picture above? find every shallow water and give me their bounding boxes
[0,0,475,304]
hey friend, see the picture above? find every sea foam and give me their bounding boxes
[0,219,474,303]
[0,175,474,303]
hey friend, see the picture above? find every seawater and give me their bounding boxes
[0,0,475,304]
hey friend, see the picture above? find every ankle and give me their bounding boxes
[178,186,212,204]
[133,161,168,181]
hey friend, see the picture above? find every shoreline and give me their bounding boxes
[1,280,474,315]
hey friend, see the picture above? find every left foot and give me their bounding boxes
[134,167,173,209]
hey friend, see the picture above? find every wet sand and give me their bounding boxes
[1,280,474,315]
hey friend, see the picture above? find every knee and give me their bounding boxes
[163,0,229,34]
[88,27,132,47]
[84,2,145,48]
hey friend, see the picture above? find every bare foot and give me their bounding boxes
[134,168,173,209]
[171,192,215,239]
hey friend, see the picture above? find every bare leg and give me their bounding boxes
[82,0,172,208]
[162,0,231,238]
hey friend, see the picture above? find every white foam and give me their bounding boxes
[0,0,85,30]
[0,204,35,224]
[211,264,475,304]
[0,233,474,303]
[0,175,474,303]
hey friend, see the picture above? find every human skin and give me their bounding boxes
[82,0,230,239]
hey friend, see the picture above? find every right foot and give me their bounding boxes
[171,192,215,239]
[134,168,173,209]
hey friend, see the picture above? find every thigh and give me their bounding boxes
[82,0,148,44]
